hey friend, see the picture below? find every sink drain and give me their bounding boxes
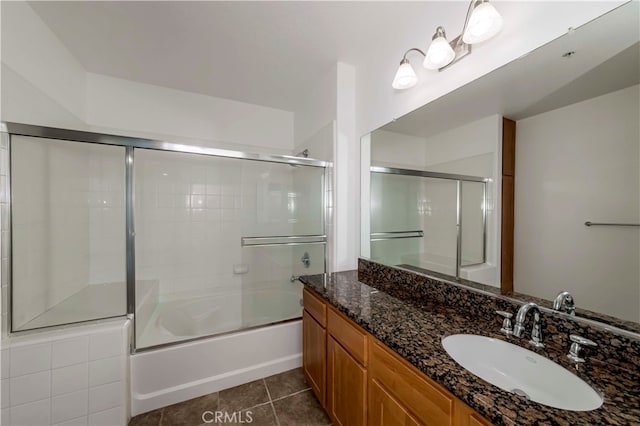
[511,388,530,400]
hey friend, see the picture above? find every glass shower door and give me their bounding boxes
[134,149,326,349]
[370,171,458,276]
[461,181,486,266]
[239,161,326,328]
[11,136,127,331]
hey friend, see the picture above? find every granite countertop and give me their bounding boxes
[300,271,640,426]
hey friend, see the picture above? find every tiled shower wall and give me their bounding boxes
[1,319,130,426]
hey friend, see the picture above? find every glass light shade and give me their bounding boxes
[423,36,455,70]
[462,1,503,44]
[392,60,418,90]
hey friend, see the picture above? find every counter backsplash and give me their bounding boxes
[357,258,640,373]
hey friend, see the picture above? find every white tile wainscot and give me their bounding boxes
[0,318,130,426]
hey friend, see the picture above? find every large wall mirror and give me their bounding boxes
[360,2,639,332]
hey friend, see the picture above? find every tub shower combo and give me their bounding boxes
[1,123,330,413]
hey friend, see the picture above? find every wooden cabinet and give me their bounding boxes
[303,310,326,407]
[453,401,494,426]
[302,288,493,426]
[369,377,421,426]
[303,288,328,407]
[327,335,367,426]
[326,307,368,426]
[369,339,454,426]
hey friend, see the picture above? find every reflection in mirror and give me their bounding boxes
[361,2,639,330]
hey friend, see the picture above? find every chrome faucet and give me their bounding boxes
[513,302,545,348]
[553,291,575,315]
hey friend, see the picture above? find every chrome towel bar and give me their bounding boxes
[584,221,640,227]
[370,230,424,241]
[241,235,327,247]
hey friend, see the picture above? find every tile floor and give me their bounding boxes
[129,368,331,426]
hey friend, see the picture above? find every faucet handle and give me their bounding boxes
[495,310,513,335]
[568,334,597,363]
[529,311,545,348]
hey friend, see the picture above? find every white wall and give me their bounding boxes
[86,73,295,153]
[0,1,86,125]
[371,130,427,169]
[515,85,640,322]
[294,65,337,147]
[334,62,358,272]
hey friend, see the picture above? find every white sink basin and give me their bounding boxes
[442,334,603,411]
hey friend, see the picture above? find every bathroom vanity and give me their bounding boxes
[300,263,640,426]
[303,285,490,426]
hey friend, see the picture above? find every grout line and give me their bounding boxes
[270,387,311,403]
[262,378,272,403]
[262,378,280,426]
[271,400,280,426]
[242,400,272,411]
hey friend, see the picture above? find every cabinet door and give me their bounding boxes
[369,340,454,426]
[303,310,326,407]
[327,336,367,426]
[453,400,493,426]
[370,377,422,426]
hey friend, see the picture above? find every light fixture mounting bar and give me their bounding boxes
[438,36,471,71]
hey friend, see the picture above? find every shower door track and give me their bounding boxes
[1,122,332,353]
[1,122,329,168]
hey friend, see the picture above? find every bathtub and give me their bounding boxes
[131,286,303,415]
[138,288,302,347]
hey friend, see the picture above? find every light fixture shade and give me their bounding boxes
[423,35,455,70]
[392,59,418,90]
[462,1,503,44]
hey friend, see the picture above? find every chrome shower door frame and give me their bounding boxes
[369,166,489,280]
[1,122,331,352]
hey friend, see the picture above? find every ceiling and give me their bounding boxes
[27,1,472,112]
[380,2,639,139]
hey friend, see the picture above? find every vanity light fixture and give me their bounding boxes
[392,0,503,90]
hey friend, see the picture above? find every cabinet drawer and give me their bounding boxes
[328,307,368,366]
[303,288,327,327]
[369,339,454,426]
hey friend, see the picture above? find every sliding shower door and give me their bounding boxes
[10,136,127,331]
[370,167,487,279]
[134,149,326,349]
[461,181,486,266]
[239,161,325,328]
[370,172,458,275]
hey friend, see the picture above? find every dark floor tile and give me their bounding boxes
[272,390,331,426]
[232,404,277,426]
[218,379,270,412]
[129,409,163,426]
[197,404,274,426]
[264,368,310,400]
[161,393,219,426]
